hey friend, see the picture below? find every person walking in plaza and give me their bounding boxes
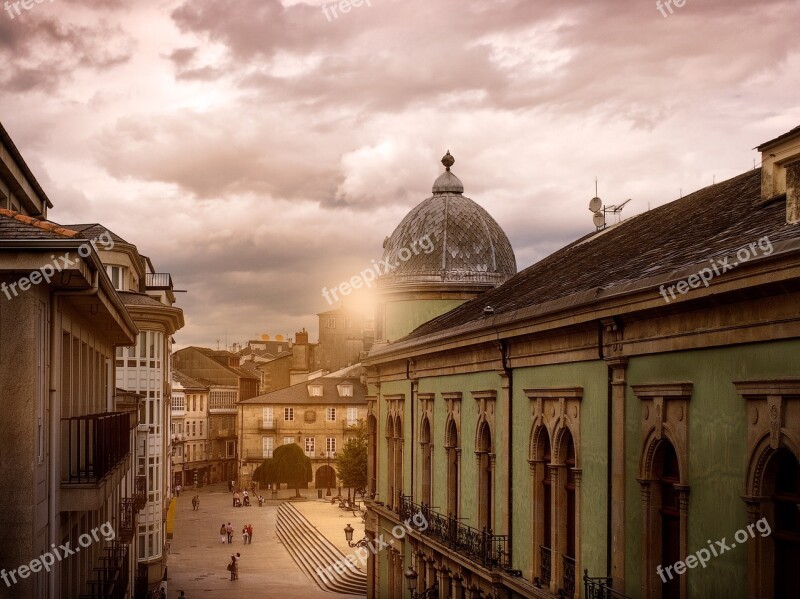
[219,523,227,544]
[246,524,253,544]
[175,484,181,497]
[241,525,249,544]
[228,555,237,581]
[191,495,197,511]
[226,522,233,543]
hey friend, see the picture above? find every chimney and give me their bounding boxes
[295,328,309,345]
[757,125,800,224]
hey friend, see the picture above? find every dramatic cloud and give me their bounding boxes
[0,0,798,348]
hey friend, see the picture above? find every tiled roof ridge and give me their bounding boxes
[0,208,79,238]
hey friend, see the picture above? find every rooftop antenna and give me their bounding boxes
[589,179,632,230]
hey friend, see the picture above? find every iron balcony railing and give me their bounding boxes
[118,498,136,543]
[398,495,510,570]
[563,555,576,598]
[540,546,552,587]
[79,543,130,599]
[583,570,635,599]
[133,475,147,511]
[145,272,173,289]
[61,412,130,484]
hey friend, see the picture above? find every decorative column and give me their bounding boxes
[550,463,566,595]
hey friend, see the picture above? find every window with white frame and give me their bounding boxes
[106,265,126,291]
[263,407,274,427]
[338,384,353,397]
[284,407,294,421]
[326,318,336,329]
[305,437,315,455]
[326,407,336,422]
[347,407,358,426]
[283,437,295,445]
[326,437,336,454]
[263,437,274,458]
[309,385,323,397]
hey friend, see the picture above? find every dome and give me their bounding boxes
[380,152,516,288]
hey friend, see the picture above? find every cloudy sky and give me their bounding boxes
[1,0,798,348]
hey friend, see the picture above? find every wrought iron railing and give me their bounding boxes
[61,412,130,484]
[79,543,130,599]
[145,272,173,289]
[583,570,635,599]
[563,555,576,598]
[133,475,147,511]
[118,498,136,543]
[540,546,552,587]
[398,495,509,569]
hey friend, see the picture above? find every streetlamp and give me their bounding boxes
[404,566,438,599]
[343,523,369,548]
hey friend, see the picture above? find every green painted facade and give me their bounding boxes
[384,299,466,342]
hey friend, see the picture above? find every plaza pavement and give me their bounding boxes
[166,484,365,598]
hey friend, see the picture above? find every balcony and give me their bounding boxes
[171,405,185,416]
[259,419,276,431]
[145,272,173,290]
[133,475,147,511]
[118,498,136,543]
[79,543,130,599]
[539,546,551,588]
[583,571,634,599]
[60,412,131,512]
[398,496,509,570]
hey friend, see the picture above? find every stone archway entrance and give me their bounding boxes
[315,465,336,490]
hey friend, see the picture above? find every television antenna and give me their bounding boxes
[589,179,632,230]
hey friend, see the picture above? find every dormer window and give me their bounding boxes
[308,384,323,397]
[338,383,354,398]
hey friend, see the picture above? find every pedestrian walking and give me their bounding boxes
[226,522,233,543]
[175,484,181,497]
[191,496,197,511]
[219,523,227,544]
[227,555,237,581]
[242,525,249,544]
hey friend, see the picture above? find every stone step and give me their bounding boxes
[276,502,367,595]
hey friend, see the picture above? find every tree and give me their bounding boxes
[336,420,367,496]
[270,442,312,498]
[253,458,278,488]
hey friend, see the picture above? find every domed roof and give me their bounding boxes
[380,152,516,288]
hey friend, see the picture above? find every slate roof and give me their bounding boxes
[118,291,165,307]
[172,369,208,390]
[0,208,79,239]
[63,223,131,246]
[402,168,800,342]
[241,376,366,405]
[0,121,53,209]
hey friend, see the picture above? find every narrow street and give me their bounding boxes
[167,484,365,598]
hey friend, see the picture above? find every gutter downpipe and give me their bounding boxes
[407,359,414,505]
[598,321,613,579]
[48,267,99,598]
[499,333,513,583]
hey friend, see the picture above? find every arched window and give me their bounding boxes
[477,421,493,531]
[386,415,395,508]
[769,448,800,597]
[421,416,432,506]
[656,440,681,599]
[445,418,460,518]
[367,414,378,497]
[394,414,403,507]
[533,426,553,587]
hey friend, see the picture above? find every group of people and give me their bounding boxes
[190,495,200,510]
[232,490,252,507]
[219,522,254,544]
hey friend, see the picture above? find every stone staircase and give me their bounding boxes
[276,502,367,595]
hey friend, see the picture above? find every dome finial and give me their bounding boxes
[441,151,455,171]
